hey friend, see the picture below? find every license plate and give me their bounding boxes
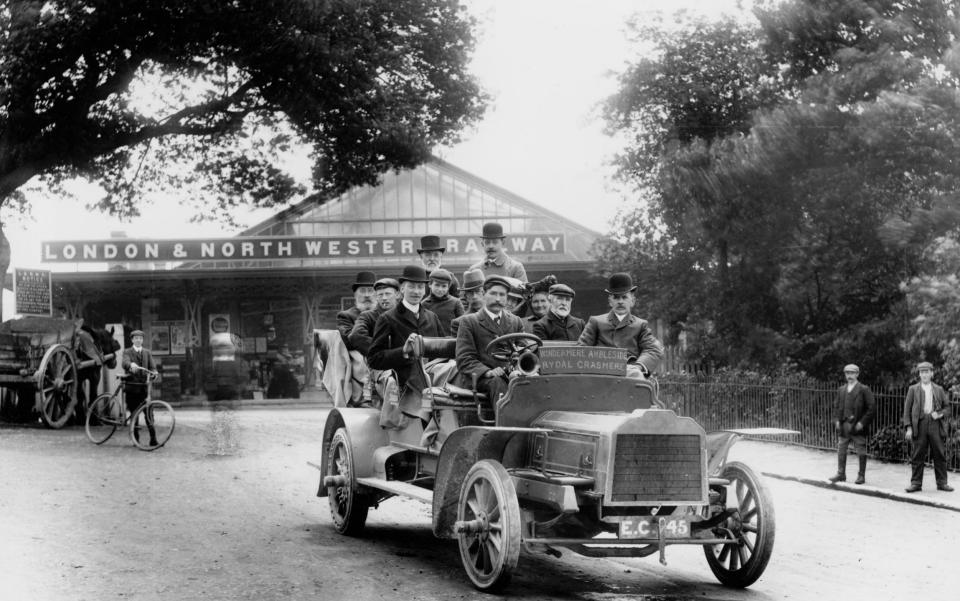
[618,516,690,539]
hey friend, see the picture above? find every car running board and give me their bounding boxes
[356,476,433,504]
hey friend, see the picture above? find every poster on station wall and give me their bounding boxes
[13,268,51,316]
[150,322,171,355]
[169,322,187,355]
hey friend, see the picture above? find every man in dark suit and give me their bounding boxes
[828,364,876,484]
[533,284,584,341]
[121,329,158,445]
[348,278,400,355]
[455,275,524,404]
[577,273,663,378]
[336,271,377,350]
[368,265,444,417]
[902,362,953,492]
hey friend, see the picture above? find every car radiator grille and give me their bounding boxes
[611,434,702,502]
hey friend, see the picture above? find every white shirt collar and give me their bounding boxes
[132,346,143,352]
[484,307,502,321]
[402,299,420,315]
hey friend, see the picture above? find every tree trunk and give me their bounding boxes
[0,223,9,322]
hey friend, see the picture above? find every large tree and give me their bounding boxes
[602,0,960,379]
[0,0,486,312]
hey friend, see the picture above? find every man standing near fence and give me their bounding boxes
[828,364,875,485]
[902,362,953,493]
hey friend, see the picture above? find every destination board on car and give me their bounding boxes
[538,345,627,376]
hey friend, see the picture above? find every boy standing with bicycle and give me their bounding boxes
[122,329,158,446]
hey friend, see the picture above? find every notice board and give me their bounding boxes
[13,268,52,316]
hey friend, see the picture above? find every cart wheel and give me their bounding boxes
[38,344,78,429]
[456,459,521,592]
[326,427,369,535]
[85,393,121,445]
[704,461,776,588]
[131,400,175,451]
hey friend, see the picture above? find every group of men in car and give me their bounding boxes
[334,222,664,409]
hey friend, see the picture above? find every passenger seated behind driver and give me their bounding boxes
[420,268,463,337]
[455,275,524,405]
[368,265,444,404]
[577,272,663,378]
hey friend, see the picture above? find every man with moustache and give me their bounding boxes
[469,222,527,283]
[452,269,485,337]
[902,362,954,492]
[348,278,400,355]
[828,364,876,485]
[336,271,377,350]
[577,273,663,379]
[456,275,525,405]
[417,234,460,298]
[368,265,444,419]
[533,284,584,341]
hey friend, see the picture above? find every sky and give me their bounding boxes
[1,0,746,313]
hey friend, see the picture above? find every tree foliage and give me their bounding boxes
[601,0,960,381]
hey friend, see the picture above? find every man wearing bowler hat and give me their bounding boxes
[578,273,663,378]
[456,274,525,406]
[337,271,378,350]
[533,283,585,341]
[417,234,460,297]
[469,222,527,282]
[368,266,444,419]
[902,361,953,492]
[828,364,875,484]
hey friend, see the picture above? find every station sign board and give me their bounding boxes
[13,267,52,316]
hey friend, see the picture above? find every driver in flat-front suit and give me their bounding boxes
[455,275,524,405]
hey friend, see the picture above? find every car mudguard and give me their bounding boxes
[706,428,800,477]
[432,425,547,538]
[316,407,388,497]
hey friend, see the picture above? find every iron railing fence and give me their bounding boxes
[658,375,960,471]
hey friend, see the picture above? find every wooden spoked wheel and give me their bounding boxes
[326,427,369,535]
[456,459,522,592]
[38,344,78,429]
[704,461,776,588]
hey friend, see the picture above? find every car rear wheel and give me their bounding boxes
[704,461,775,588]
[327,427,369,535]
[456,459,521,592]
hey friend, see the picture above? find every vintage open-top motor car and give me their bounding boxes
[311,332,780,592]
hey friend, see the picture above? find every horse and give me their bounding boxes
[75,324,120,415]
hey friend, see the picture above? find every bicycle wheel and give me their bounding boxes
[85,393,121,445]
[130,400,175,451]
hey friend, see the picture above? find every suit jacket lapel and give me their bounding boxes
[479,311,500,336]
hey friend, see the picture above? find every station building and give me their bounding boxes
[40,157,607,400]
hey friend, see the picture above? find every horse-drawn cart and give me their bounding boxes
[0,316,117,428]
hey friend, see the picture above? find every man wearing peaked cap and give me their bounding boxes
[455,272,524,406]
[368,265,444,420]
[422,268,464,337]
[337,271,378,350]
[902,361,953,492]
[417,234,459,297]
[469,221,527,282]
[828,364,875,484]
[121,327,158,445]
[348,278,400,356]
[533,283,585,341]
[577,272,663,378]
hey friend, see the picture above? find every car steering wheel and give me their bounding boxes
[485,332,543,362]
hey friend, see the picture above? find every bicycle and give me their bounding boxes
[85,366,175,451]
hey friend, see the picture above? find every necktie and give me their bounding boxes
[494,315,501,329]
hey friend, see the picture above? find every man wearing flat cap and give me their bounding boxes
[456,274,525,405]
[469,222,527,282]
[902,361,953,492]
[421,268,464,336]
[417,234,460,297]
[121,328,158,446]
[368,266,444,418]
[828,364,875,484]
[337,271,377,350]
[348,278,400,356]
[577,273,663,378]
[533,284,585,341]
